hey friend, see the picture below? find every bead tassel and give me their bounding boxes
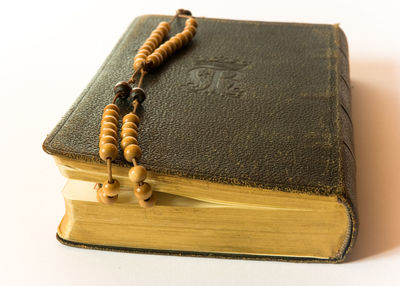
[97,9,197,208]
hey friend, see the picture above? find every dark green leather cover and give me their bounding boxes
[43,15,357,262]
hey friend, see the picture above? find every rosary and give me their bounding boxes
[97,9,197,208]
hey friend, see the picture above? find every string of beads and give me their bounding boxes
[97,9,197,208]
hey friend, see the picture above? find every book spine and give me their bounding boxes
[335,26,358,260]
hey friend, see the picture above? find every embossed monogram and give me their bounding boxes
[186,57,248,97]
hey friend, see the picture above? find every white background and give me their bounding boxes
[1,0,399,285]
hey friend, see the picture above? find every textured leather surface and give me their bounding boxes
[43,15,356,205]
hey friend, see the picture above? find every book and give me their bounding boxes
[42,14,357,263]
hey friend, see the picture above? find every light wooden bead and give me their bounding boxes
[101,122,118,132]
[99,143,118,161]
[103,104,120,113]
[157,46,168,60]
[98,188,118,205]
[138,195,156,208]
[186,17,197,28]
[134,59,145,71]
[99,135,118,147]
[121,128,138,139]
[134,182,152,200]
[158,21,170,33]
[129,165,147,183]
[141,43,154,54]
[100,128,117,139]
[170,36,183,50]
[147,52,163,67]
[151,31,164,43]
[120,136,138,150]
[144,39,157,50]
[147,37,159,48]
[123,113,140,125]
[103,179,120,197]
[184,25,197,36]
[161,42,174,56]
[101,115,118,126]
[122,121,138,131]
[124,144,142,161]
[178,32,190,46]
[103,109,119,119]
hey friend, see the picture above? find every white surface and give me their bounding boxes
[1,0,399,285]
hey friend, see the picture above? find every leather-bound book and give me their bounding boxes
[42,14,357,263]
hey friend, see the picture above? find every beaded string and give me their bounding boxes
[97,9,197,208]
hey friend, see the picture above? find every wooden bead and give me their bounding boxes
[131,87,146,104]
[147,52,163,68]
[99,135,118,147]
[98,188,118,205]
[129,165,147,183]
[158,21,171,33]
[178,32,190,46]
[184,25,196,36]
[113,81,131,98]
[103,109,119,119]
[121,128,138,139]
[101,122,118,132]
[157,45,168,60]
[161,42,173,56]
[100,128,117,139]
[103,179,120,196]
[123,113,140,125]
[170,36,183,50]
[103,104,120,113]
[101,115,118,126]
[151,30,164,43]
[124,144,142,161]
[138,195,156,208]
[186,17,197,28]
[134,59,145,71]
[133,182,152,200]
[166,40,177,52]
[147,37,159,48]
[122,122,138,131]
[134,52,148,60]
[120,136,138,150]
[99,143,118,161]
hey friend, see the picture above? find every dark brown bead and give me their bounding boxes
[177,9,192,16]
[113,81,132,99]
[131,87,146,104]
